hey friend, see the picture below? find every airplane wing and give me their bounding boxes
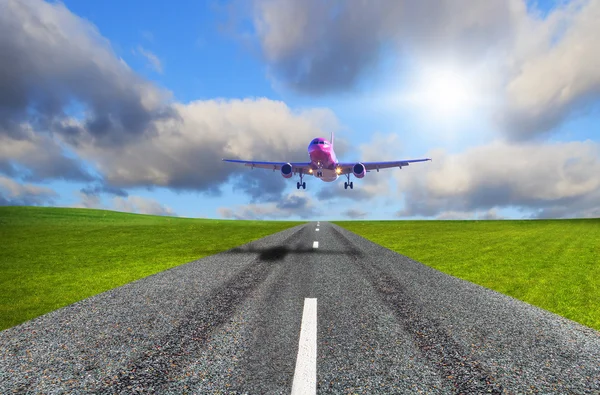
[336,158,431,174]
[222,159,314,175]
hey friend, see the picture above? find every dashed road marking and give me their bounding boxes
[291,298,317,395]
[313,241,319,248]
[316,228,319,232]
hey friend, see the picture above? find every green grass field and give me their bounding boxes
[334,219,600,331]
[2,208,599,333]
[0,206,301,331]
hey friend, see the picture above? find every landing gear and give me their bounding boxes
[344,174,354,189]
[297,173,306,189]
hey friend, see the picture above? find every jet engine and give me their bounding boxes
[353,163,366,178]
[281,163,293,178]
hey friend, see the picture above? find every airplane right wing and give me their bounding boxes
[336,158,431,173]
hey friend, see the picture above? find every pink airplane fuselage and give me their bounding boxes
[308,137,338,182]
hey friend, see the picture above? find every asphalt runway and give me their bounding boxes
[1,222,599,394]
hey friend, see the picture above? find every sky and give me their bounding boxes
[0,0,599,220]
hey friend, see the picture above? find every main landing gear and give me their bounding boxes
[344,173,353,189]
[297,173,306,189]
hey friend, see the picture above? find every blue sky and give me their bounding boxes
[1,0,599,220]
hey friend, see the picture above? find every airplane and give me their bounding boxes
[222,131,431,190]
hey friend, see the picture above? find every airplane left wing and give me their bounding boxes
[222,159,314,175]
[336,158,431,173]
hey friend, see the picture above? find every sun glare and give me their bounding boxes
[403,67,478,120]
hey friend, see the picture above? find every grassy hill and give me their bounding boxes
[0,206,301,331]
[334,219,600,331]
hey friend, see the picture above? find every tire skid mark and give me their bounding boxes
[330,227,503,394]
[100,227,307,393]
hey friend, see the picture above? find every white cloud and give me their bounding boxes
[74,191,102,209]
[0,127,93,182]
[136,46,163,73]
[218,191,317,219]
[435,209,504,220]
[74,98,339,196]
[249,0,600,139]
[0,0,172,145]
[73,191,176,216]
[0,0,341,203]
[0,175,57,205]
[500,0,600,139]
[341,208,368,219]
[396,139,600,218]
[113,196,175,216]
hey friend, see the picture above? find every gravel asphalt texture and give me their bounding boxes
[1,222,599,394]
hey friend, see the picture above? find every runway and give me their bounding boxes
[1,222,599,393]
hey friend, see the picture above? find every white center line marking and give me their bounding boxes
[312,241,319,248]
[291,298,317,395]
[316,228,319,232]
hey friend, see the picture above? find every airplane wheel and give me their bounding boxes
[302,182,306,189]
[296,182,300,189]
[344,182,348,189]
[350,182,354,189]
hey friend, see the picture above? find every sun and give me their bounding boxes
[405,67,476,119]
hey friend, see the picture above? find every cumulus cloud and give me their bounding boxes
[396,140,600,218]
[112,196,175,216]
[0,127,94,182]
[249,0,600,139]
[500,0,600,140]
[218,192,317,219]
[0,132,95,181]
[0,0,340,202]
[0,0,174,147]
[0,0,174,189]
[531,199,600,219]
[75,99,339,196]
[435,209,504,220]
[80,184,128,198]
[74,191,103,209]
[73,191,176,216]
[0,175,57,206]
[341,208,368,219]
[252,0,516,94]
